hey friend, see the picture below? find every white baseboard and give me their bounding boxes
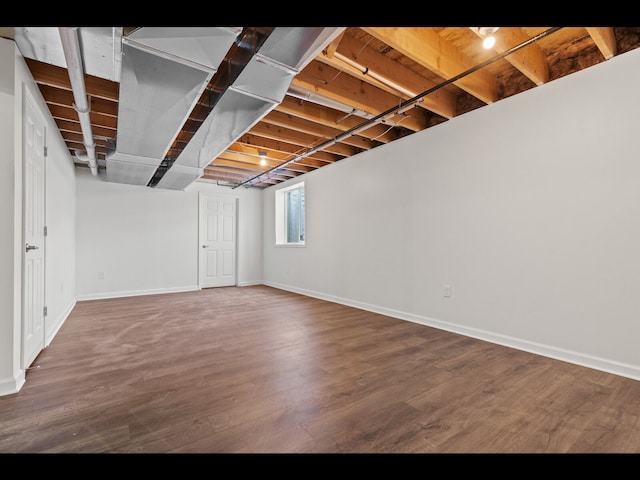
[76,285,200,301]
[237,280,262,287]
[0,371,25,397]
[264,281,640,383]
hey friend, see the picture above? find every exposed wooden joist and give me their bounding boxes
[293,60,430,132]
[47,104,117,130]
[261,110,381,150]
[55,119,116,139]
[362,27,499,104]
[276,95,404,144]
[236,134,340,164]
[25,58,119,102]
[586,27,617,59]
[470,27,550,86]
[320,31,458,119]
[249,122,360,157]
[215,152,310,175]
[38,84,119,117]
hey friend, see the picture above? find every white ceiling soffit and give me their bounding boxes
[159,26,345,190]
[13,27,123,82]
[106,27,241,186]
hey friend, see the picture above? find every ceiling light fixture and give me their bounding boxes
[259,151,268,166]
[476,27,500,50]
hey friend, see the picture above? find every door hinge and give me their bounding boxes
[43,146,48,158]
[43,226,48,237]
[43,306,48,317]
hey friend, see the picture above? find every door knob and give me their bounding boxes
[26,244,39,252]
[202,245,207,248]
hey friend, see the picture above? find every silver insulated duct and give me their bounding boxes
[154,26,345,190]
[105,27,242,186]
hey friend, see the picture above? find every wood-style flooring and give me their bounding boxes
[1,285,640,454]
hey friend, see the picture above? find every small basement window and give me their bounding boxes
[275,181,305,246]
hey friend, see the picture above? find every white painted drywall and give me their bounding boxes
[76,172,263,299]
[0,38,20,394]
[44,121,77,345]
[263,47,640,381]
[0,38,77,395]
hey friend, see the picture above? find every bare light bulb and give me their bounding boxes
[483,35,496,49]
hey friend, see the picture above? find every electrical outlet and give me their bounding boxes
[98,272,104,280]
[443,284,452,298]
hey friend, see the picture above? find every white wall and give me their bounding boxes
[76,172,262,299]
[263,47,640,381]
[0,38,77,395]
[0,38,21,394]
[44,114,77,344]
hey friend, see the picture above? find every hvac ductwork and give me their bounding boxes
[105,27,242,186]
[151,27,343,189]
[152,26,345,190]
[14,26,345,189]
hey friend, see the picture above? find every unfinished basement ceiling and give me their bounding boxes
[9,26,640,189]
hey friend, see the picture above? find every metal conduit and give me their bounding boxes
[235,26,564,189]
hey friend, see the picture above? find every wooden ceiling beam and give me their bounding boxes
[47,104,117,130]
[277,95,403,144]
[362,27,498,104]
[320,31,458,119]
[262,110,381,150]
[237,134,340,163]
[586,27,617,59]
[220,144,304,168]
[201,171,257,185]
[64,131,109,146]
[293,60,430,132]
[25,58,119,102]
[249,122,360,157]
[55,118,116,138]
[66,141,107,156]
[38,84,119,117]
[210,158,266,174]
[215,152,315,175]
[204,165,292,184]
[469,27,550,86]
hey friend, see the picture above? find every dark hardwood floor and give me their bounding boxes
[1,285,640,454]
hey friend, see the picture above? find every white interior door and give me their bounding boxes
[199,194,237,288]
[23,92,46,369]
